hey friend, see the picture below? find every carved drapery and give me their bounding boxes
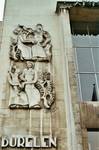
[8,24,55,109]
[10,24,52,62]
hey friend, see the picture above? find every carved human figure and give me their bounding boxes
[20,61,41,108]
[17,25,34,60]
[10,24,52,61]
[31,24,48,59]
[8,64,28,108]
[8,24,55,109]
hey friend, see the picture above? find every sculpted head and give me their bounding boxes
[11,65,16,73]
[26,61,35,69]
[36,24,43,33]
[13,25,24,35]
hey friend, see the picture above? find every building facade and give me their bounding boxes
[0,0,99,150]
[0,21,3,49]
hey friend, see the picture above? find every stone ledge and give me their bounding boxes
[80,101,99,128]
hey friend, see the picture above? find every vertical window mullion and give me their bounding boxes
[91,47,99,100]
[89,23,98,100]
[75,48,83,101]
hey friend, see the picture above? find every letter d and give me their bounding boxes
[1,137,9,147]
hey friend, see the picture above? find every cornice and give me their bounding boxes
[56,1,99,14]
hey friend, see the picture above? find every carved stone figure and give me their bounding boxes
[8,64,55,109]
[19,61,41,108]
[8,64,28,108]
[10,24,52,61]
[31,24,52,61]
[8,23,55,109]
[17,26,34,60]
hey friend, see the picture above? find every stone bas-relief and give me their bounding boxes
[8,64,28,108]
[8,62,55,109]
[35,71,55,108]
[10,24,52,62]
[8,24,55,109]
[19,61,41,109]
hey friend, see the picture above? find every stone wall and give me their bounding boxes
[0,0,68,150]
[0,1,92,150]
[0,21,3,50]
[80,102,99,150]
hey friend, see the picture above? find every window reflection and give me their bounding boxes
[73,35,90,47]
[88,132,99,150]
[93,48,99,72]
[90,35,99,47]
[80,74,96,101]
[72,22,99,101]
[76,48,94,72]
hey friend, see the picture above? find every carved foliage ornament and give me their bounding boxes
[8,24,55,109]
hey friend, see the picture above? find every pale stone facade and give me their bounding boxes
[0,0,99,150]
[0,21,3,49]
[0,0,69,150]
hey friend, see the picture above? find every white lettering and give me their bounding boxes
[49,137,57,147]
[9,137,17,148]
[0,135,57,148]
[17,137,25,148]
[41,136,49,148]
[33,136,40,148]
[25,136,33,148]
[1,137,9,147]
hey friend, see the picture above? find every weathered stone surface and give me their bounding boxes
[0,1,68,150]
[0,21,3,50]
[1,1,98,150]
